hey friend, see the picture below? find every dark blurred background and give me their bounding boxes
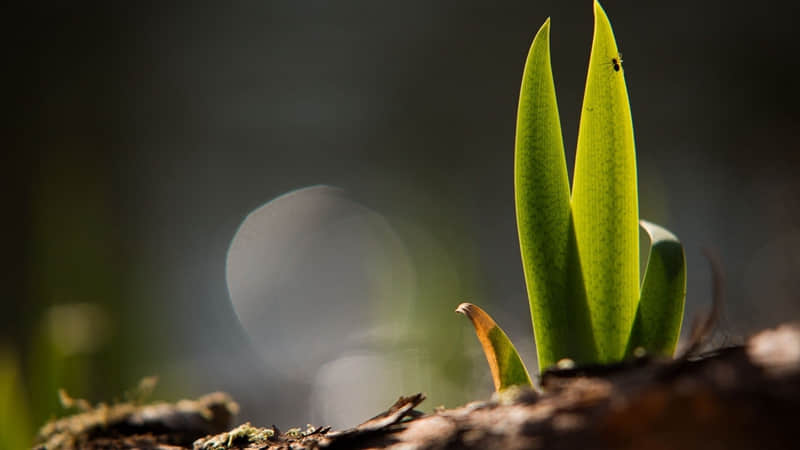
[4,0,799,445]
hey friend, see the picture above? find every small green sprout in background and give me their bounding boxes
[460,0,686,391]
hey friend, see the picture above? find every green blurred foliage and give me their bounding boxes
[6,148,137,444]
[0,346,34,450]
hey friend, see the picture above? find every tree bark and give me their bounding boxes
[34,322,800,450]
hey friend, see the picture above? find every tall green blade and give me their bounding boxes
[571,1,639,362]
[515,19,595,370]
[627,220,686,357]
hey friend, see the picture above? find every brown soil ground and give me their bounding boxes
[33,322,800,450]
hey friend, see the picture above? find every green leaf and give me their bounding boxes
[627,220,686,357]
[515,18,596,371]
[571,0,639,362]
[456,303,532,391]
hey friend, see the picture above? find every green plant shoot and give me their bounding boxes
[456,303,532,391]
[461,0,686,390]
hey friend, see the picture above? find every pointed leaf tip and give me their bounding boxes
[594,0,607,17]
[457,303,532,392]
[455,302,473,316]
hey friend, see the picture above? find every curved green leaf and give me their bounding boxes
[515,18,596,371]
[571,0,639,362]
[627,220,686,357]
[456,303,532,391]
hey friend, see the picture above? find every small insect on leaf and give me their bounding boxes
[456,303,533,392]
[603,53,623,72]
[611,54,623,72]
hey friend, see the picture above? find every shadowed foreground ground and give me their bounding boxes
[34,323,800,450]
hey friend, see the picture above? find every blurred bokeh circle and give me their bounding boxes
[226,185,415,378]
